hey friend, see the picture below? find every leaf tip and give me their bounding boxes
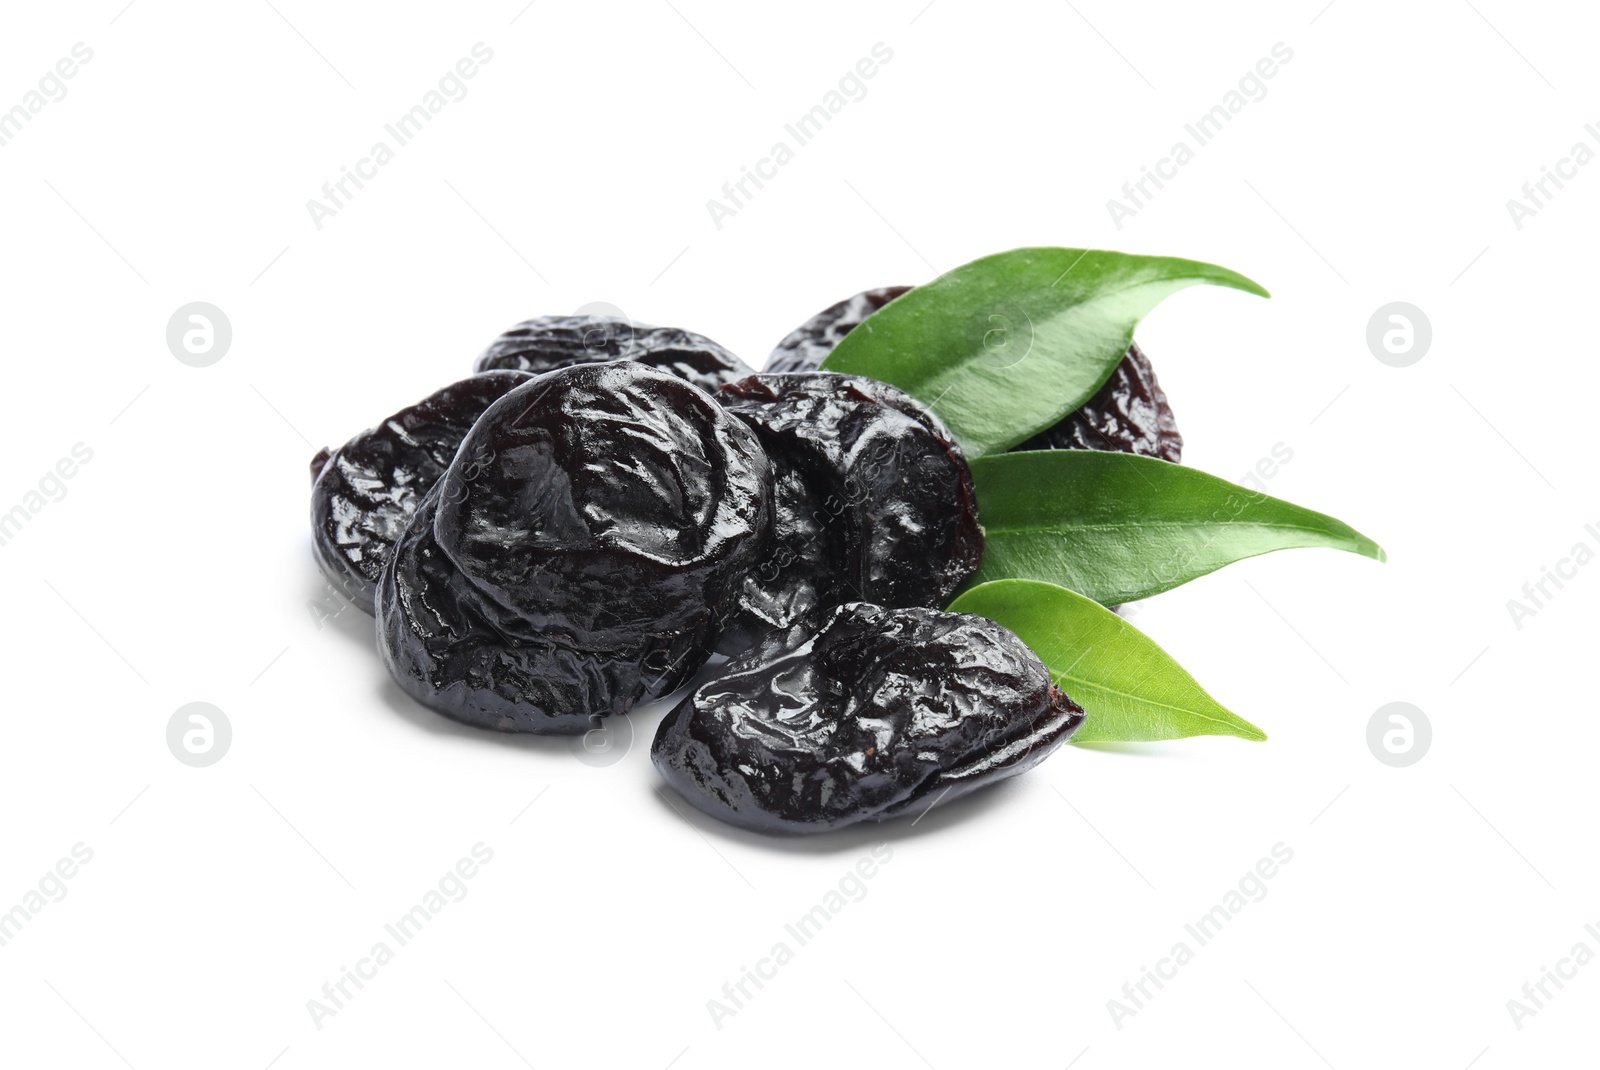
[1351,534,1387,564]
[1334,519,1386,564]
[1204,262,1270,299]
[1218,710,1268,742]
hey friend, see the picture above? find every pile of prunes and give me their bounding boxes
[310,288,1181,833]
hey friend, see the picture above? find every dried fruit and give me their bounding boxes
[652,601,1086,833]
[769,286,1182,461]
[310,371,531,613]
[377,362,773,733]
[1013,341,1182,461]
[712,372,982,652]
[765,286,912,373]
[473,314,754,394]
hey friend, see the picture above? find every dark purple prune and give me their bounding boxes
[765,285,912,373]
[377,362,773,734]
[473,315,754,394]
[769,287,1183,461]
[309,446,332,484]
[653,601,1086,834]
[309,371,532,614]
[376,489,705,732]
[1013,341,1183,461]
[712,372,982,652]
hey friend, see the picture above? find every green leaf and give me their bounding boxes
[818,247,1268,458]
[966,450,1385,605]
[948,580,1265,743]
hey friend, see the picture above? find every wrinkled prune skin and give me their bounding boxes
[309,446,332,484]
[309,371,532,614]
[712,373,982,653]
[473,315,754,394]
[765,286,912,373]
[377,362,773,733]
[769,287,1182,461]
[653,602,1086,834]
[1013,341,1182,461]
[377,489,707,732]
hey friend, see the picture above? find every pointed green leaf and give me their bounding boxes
[948,579,1265,743]
[966,450,1385,605]
[819,247,1268,458]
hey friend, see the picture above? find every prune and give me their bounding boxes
[652,601,1086,834]
[768,287,1182,461]
[309,370,532,613]
[473,315,754,394]
[765,286,912,373]
[1013,341,1182,461]
[309,446,332,484]
[712,372,982,652]
[376,362,773,733]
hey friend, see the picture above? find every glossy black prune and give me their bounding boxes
[309,446,332,484]
[377,362,773,733]
[309,371,532,613]
[377,489,705,732]
[653,602,1086,834]
[765,286,912,373]
[768,287,1183,462]
[473,315,754,394]
[712,373,983,652]
[1013,341,1183,461]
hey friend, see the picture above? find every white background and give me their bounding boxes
[0,1,1591,1066]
